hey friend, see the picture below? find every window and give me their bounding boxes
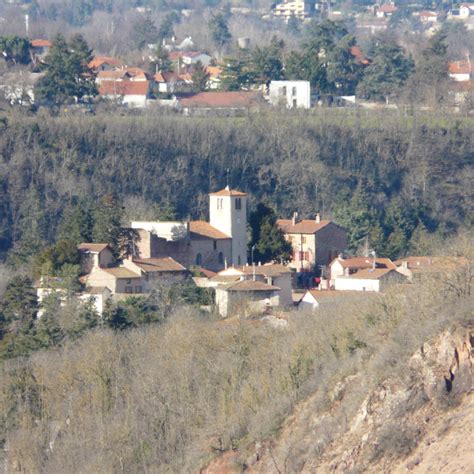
[301,236,306,244]
[292,86,297,96]
[238,255,241,265]
[218,252,224,265]
[292,98,297,108]
[196,253,202,266]
[213,240,217,250]
[135,286,142,293]
[235,198,242,210]
[217,198,224,210]
[126,279,131,284]
[125,286,133,294]
[281,86,287,96]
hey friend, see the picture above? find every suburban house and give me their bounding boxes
[31,39,51,62]
[206,66,223,89]
[395,256,470,281]
[85,266,144,295]
[277,213,347,275]
[448,61,472,82]
[334,267,405,292]
[78,243,114,275]
[215,280,281,318]
[448,3,474,19]
[328,256,396,287]
[131,186,248,271]
[273,0,316,21]
[88,56,123,72]
[215,263,293,306]
[98,80,152,107]
[169,51,212,67]
[154,71,186,93]
[376,3,397,18]
[418,11,439,23]
[96,67,149,85]
[268,80,311,109]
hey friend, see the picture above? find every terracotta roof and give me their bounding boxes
[206,66,222,77]
[378,3,397,13]
[177,91,262,108]
[448,61,472,75]
[189,221,231,239]
[78,243,110,253]
[209,187,247,197]
[154,71,182,82]
[102,267,142,278]
[84,286,110,295]
[395,256,470,272]
[210,274,243,283]
[132,257,186,272]
[31,39,52,48]
[305,289,372,299]
[419,10,437,17]
[168,51,185,61]
[224,280,281,292]
[332,257,396,270]
[99,80,150,96]
[277,219,331,234]
[350,46,370,65]
[98,68,149,81]
[347,268,395,279]
[195,267,217,278]
[229,264,292,277]
[88,56,123,69]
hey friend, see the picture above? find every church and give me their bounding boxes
[130,186,248,271]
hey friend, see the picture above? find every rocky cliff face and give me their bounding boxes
[204,325,474,473]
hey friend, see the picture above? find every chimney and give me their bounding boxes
[315,212,321,223]
[292,211,298,225]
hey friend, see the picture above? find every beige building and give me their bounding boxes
[86,267,144,295]
[273,0,316,21]
[131,186,248,271]
[277,213,347,274]
[215,280,281,318]
[78,243,114,275]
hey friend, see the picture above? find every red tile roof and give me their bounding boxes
[350,46,370,65]
[78,243,110,253]
[277,219,331,234]
[88,56,123,69]
[178,91,262,108]
[348,268,395,279]
[31,39,52,48]
[378,3,397,13]
[448,60,472,75]
[154,71,181,82]
[102,267,142,278]
[332,257,396,270]
[99,80,150,96]
[189,221,231,240]
[196,267,217,278]
[210,187,247,197]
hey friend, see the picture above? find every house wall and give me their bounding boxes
[189,237,232,271]
[269,81,311,109]
[266,273,292,306]
[123,94,148,108]
[209,193,247,266]
[216,288,280,317]
[314,224,348,269]
[299,292,319,311]
[286,233,317,271]
[334,277,380,292]
[80,248,114,275]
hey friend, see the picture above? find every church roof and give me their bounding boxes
[209,186,247,197]
[189,221,231,240]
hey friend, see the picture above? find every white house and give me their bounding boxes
[448,61,472,81]
[334,268,405,292]
[98,80,152,108]
[269,80,311,109]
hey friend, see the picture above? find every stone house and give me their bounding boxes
[85,267,144,295]
[131,186,248,271]
[277,213,347,274]
[215,280,281,318]
[78,243,114,275]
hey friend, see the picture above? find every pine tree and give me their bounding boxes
[209,13,231,50]
[58,200,94,245]
[35,34,97,105]
[191,61,210,92]
[92,194,123,254]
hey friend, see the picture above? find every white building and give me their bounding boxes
[273,0,316,21]
[334,268,405,292]
[269,80,311,109]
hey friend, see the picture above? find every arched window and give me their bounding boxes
[218,252,224,265]
[238,255,241,265]
[235,198,242,210]
[196,253,202,266]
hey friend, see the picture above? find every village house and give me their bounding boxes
[328,256,396,287]
[88,56,123,72]
[334,267,405,292]
[417,11,439,23]
[395,256,470,281]
[298,289,371,311]
[78,243,114,275]
[448,60,472,82]
[31,39,51,63]
[215,280,281,318]
[169,51,212,67]
[273,0,317,21]
[154,71,186,93]
[96,67,149,85]
[213,263,293,306]
[448,3,474,19]
[85,266,144,295]
[277,213,347,278]
[131,186,248,271]
[269,80,311,109]
[98,80,152,107]
[376,3,397,18]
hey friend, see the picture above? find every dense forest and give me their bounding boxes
[0,109,472,264]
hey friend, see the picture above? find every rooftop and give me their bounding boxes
[88,56,123,69]
[99,80,150,97]
[333,257,396,270]
[224,280,281,292]
[78,243,110,253]
[189,221,231,240]
[177,91,262,108]
[132,257,186,273]
[209,186,247,197]
[102,267,142,278]
[448,61,472,75]
[345,268,395,280]
[31,39,52,48]
[277,219,332,234]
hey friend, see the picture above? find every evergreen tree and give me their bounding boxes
[191,61,210,92]
[356,39,414,103]
[221,57,254,91]
[250,37,285,87]
[58,200,94,245]
[158,12,179,41]
[249,203,292,263]
[92,194,123,253]
[34,313,64,349]
[133,16,158,50]
[0,36,31,65]
[35,34,97,105]
[69,33,93,65]
[149,44,172,74]
[209,13,231,50]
